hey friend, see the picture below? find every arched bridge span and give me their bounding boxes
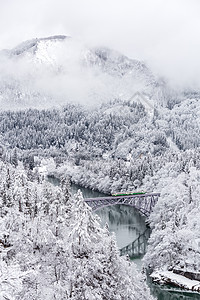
[85,193,160,217]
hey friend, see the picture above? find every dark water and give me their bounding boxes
[48,176,200,300]
[95,204,146,249]
[149,280,200,300]
[48,177,146,249]
[70,182,106,198]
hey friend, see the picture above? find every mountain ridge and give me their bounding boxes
[0,35,198,110]
[1,35,69,56]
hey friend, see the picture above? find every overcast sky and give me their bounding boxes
[1,0,200,88]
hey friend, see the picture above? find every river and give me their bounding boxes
[48,176,200,300]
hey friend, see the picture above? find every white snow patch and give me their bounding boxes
[167,137,179,151]
[104,105,131,116]
[151,270,200,292]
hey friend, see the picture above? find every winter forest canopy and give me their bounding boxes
[0,36,200,298]
[0,160,154,299]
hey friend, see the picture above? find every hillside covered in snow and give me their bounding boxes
[0,36,200,294]
[0,35,181,110]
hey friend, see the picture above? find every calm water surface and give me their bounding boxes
[48,177,200,300]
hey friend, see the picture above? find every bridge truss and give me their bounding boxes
[85,193,160,217]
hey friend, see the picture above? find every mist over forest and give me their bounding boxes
[0,2,200,298]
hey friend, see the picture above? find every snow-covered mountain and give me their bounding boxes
[0,35,168,110]
[0,36,200,295]
[0,35,199,121]
[3,35,68,57]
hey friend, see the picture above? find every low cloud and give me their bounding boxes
[0,0,200,89]
[0,39,123,108]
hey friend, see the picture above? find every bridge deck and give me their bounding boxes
[85,193,160,217]
[85,193,160,202]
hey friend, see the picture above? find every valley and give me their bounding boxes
[0,36,200,299]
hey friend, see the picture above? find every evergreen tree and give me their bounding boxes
[66,190,154,300]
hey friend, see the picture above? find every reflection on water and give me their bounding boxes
[47,176,200,300]
[96,205,146,249]
[48,176,147,249]
[149,281,200,300]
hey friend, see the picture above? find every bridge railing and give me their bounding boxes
[85,193,160,202]
[85,193,160,217]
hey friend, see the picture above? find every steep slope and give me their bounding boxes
[0,35,165,110]
[5,35,68,57]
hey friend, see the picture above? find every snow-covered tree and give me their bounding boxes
[66,190,154,300]
[143,166,200,273]
[0,260,23,300]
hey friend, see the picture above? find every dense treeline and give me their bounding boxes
[1,98,200,195]
[0,97,200,292]
[1,35,200,295]
[143,161,200,276]
[1,98,199,166]
[53,147,200,194]
[0,101,150,152]
[0,160,154,299]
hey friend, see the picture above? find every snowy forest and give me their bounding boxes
[0,35,200,299]
[1,97,200,298]
[0,160,155,299]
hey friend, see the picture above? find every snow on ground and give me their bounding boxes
[35,158,57,177]
[104,104,131,116]
[151,270,200,292]
[166,137,179,151]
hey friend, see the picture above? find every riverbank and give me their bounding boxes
[151,270,200,293]
[47,174,200,299]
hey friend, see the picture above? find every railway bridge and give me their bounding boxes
[85,193,160,218]
[85,192,160,258]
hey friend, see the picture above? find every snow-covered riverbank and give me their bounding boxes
[38,156,200,297]
[151,270,200,293]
